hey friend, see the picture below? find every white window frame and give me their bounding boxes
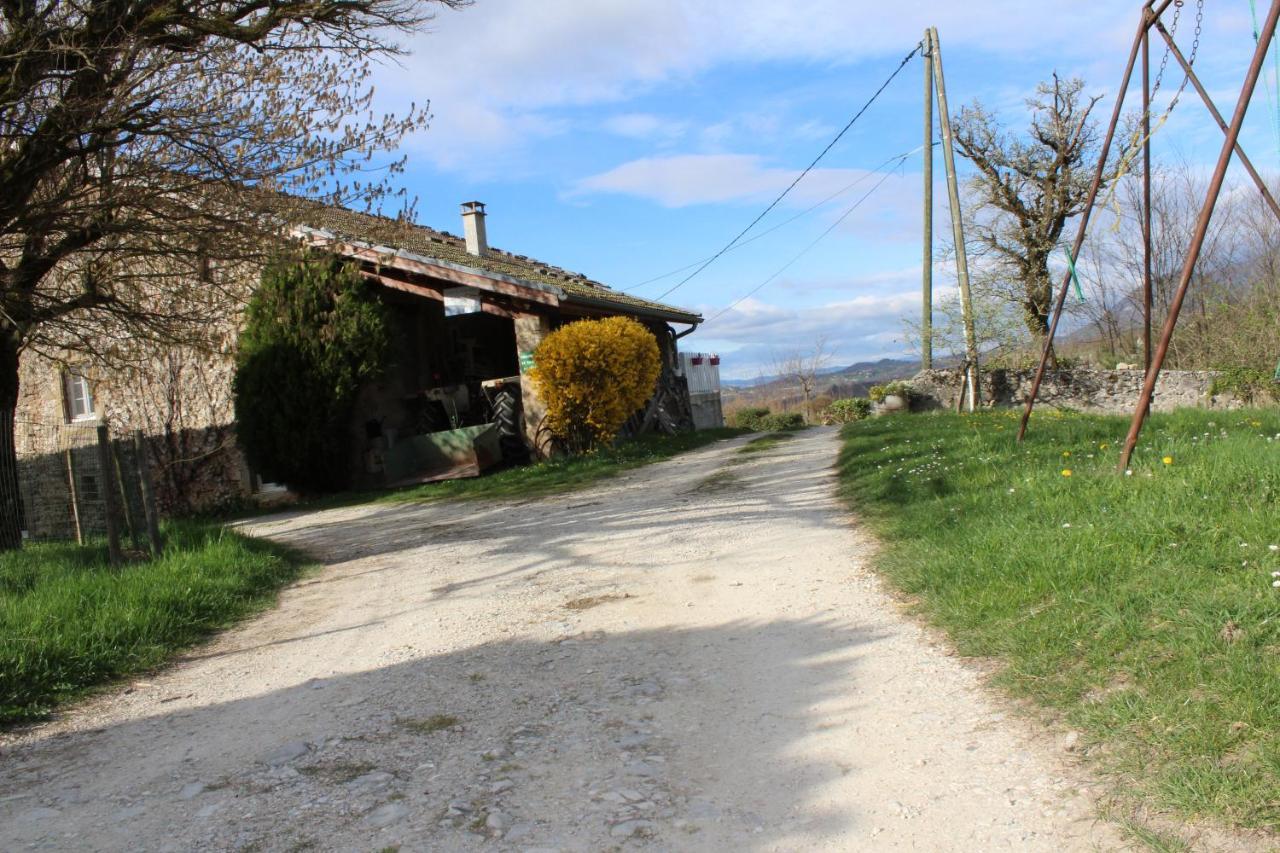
[63,370,96,422]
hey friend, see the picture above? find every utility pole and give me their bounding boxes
[921,30,934,372]
[928,27,979,409]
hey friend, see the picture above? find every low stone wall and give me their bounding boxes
[908,367,1241,414]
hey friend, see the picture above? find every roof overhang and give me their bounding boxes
[560,291,701,325]
[292,224,702,326]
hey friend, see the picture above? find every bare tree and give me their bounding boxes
[0,0,465,547]
[952,75,1110,339]
[773,336,831,421]
[1082,162,1245,367]
[116,346,240,515]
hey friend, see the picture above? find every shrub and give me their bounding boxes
[869,381,916,403]
[233,256,389,492]
[761,411,805,431]
[827,397,873,423]
[731,407,772,431]
[529,316,661,452]
[1210,365,1280,404]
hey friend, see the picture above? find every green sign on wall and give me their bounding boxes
[519,351,536,374]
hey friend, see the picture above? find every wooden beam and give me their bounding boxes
[361,270,444,301]
[320,238,560,306]
[481,300,515,319]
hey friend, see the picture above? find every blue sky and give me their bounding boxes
[367,1,1279,378]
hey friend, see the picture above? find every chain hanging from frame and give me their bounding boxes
[1104,0,1205,225]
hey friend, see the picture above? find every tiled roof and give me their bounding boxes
[296,203,701,324]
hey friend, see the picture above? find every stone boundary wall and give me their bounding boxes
[908,367,1242,414]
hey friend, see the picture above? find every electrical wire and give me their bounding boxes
[1249,0,1280,164]
[702,151,912,326]
[651,42,924,302]
[622,143,929,293]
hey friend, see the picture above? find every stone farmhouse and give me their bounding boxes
[15,201,703,517]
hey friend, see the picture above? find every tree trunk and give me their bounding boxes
[1024,257,1053,338]
[0,335,25,550]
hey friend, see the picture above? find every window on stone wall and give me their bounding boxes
[63,370,95,421]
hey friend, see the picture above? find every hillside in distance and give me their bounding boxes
[721,357,925,413]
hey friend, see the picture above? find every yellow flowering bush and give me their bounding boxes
[529,316,661,452]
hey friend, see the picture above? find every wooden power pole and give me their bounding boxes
[921,30,934,371]
[928,27,979,409]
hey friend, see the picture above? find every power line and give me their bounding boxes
[702,151,912,325]
[622,143,929,293]
[652,42,924,302]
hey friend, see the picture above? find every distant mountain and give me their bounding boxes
[721,357,929,411]
[722,357,923,389]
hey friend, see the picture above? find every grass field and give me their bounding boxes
[837,408,1280,832]
[0,522,306,725]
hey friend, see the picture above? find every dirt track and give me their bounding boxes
[0,427,1122,851]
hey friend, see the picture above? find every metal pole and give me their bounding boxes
[929,27,979,409]
[922,32,934,371]
[1154,19,1280,223]
[1016,11,1148,441]
[1142,26,1153,373]
[1119,0,1280,471]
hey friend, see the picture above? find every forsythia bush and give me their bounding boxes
[529,316,661,451]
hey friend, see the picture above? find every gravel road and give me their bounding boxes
[0,426,1123,851]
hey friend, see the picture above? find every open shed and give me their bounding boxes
[294,201,703,487]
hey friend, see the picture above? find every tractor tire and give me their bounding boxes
[491,387,529,464]
[493,388,521,438]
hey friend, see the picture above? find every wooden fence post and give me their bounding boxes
[64,448,83,545]
[133,430,163,556]
[112,440,143,552]
[95,425,123,566]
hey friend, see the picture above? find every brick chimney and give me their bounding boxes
[461,201,488,257]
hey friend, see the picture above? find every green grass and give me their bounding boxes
[0,521,307,725]
[837,408,1280,832]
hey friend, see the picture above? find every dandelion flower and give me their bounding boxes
[1061,469,1073,477]
[1099,443,1109,450]
[1162,456,1174,465]
[1062,450,1071,458]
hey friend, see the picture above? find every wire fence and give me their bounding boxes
[1,411,161,555]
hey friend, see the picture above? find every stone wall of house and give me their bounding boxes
[16,340,252,522]
[908,367,1241,414]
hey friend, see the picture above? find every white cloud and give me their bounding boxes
[573,153,906,204]
[692,278,952,377]
[599,113,689,142]
[377,0,1155,168]
[573,154,793,207]
[571,154,931,251]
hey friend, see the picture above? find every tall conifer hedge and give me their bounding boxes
[233,257,389,491]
